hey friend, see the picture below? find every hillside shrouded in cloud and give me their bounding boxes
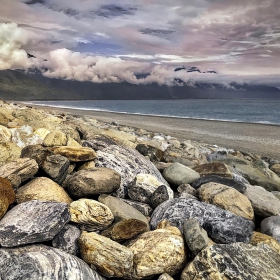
[0,0,280,87]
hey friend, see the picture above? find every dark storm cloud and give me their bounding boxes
[96,5,137,18]
[140,29,175,36]
[25,0,45,5]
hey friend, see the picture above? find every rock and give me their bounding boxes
[0,112,11,126]
[0,158,39,187]
[77,161,96,171]
[0,177,15,205]
[79,231,134,278]
[0,125,11,143]
[158,273,174,280]
[192,162,233,178]
[149,185,171,209]
[150,198,254,244]
[244,185,280,218]
[127,225,186,278]
[66,137,81,147]
[0,195,9,220]
[136,143,164,162]
[191,175,247,193]
[272,191,280,200]
[41,154,70,184]
[177,184,197,196]
[128,174,173,205]
[163,151,194,167]
[197,182,254,220]
[16,177,72,204]
[120,199,153,216]
[183,218,210,256]
[95,145,169,198]
[0,244,103,280]
[52,224,81,255]
[101,128,136,148]
[181,243,280,280]
[50,146,96,162]
[33,127,51,139]
[154,161,172,172]
[250,231,280,254]
[66,168,121,198]
[43,130,68,147]
[70,199,114,231]
[261,216,280,243]
[162,162,200,185]
[0,200,70,247]
[82,136,117,151]
[270,163,280,176]
[98,195,149,227]
[12,108,44,123]
[0,143,22,167]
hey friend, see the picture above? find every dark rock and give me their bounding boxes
[52,224,81,255]
[120,199,153,216]
[0,200,70,247]
[192,162,232,178]
[82,136,117,151]
[150,185,170,209]
[150,198,254,243]
[136,143,164,162]
[177,184,197,197]
[261,216,280,243]
[0,244,104,280]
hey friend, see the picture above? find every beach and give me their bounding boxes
[27,104,280,160]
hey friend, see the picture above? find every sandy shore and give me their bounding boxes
[21,103,280,160]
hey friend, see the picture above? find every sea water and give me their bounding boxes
[25,99,280,125]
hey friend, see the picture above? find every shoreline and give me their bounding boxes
[19,102,280,160]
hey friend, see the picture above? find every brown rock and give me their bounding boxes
[270,164,280,177]
[193,162,233,178]
[250,231,280,254]
[0,195,9,219]
[0,177,15,205]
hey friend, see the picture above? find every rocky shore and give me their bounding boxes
[0,99,280,279]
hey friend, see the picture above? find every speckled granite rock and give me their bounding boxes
[0,200,70,247]
[82,136,117,151]
[65,168,121,198]
[150,198,254,243]
[96,145,169,198]
[52,224,81,255]
[0,244,103,280]
[261,216,280,243]
[181,243,280,280]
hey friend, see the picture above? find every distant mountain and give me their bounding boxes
[0,69,279,100]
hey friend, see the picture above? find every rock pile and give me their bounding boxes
[0,99,280,279]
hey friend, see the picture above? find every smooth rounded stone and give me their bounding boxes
[191,175,247,193]
[0,158,39,186]
[41,154,70,184]
[0,125,11,142]
[270,164,280,176]
[261,216,280,243]
[177,184,198,196]
[136,143,164,162]
[0,244,103,280]
[128,174,173,205]
[250,231,280,254]
[16,177,72,205]
[120,199,153,216]
[150,198,254,244]
[66,168,121,198]
[82,136,117,151]
[77,161,96,171]
[0,200,70,247]
[52,224,81,255]
[244,185,280,218]
[79,231,134,278]
[98,195,149,227]
[192,162,233,178]
[50,146,96,162]
[198,182,254,220]
[162,162,200,186]
[96,145,169,198]
[163,151,194,167]
[150,185,171,209]
[43,130,68,147]
[0,177,15,205]
[127,225,186,279]
[181,243,280,280]
[102,218,148,242]
[0,142,22,167]
[158,273,174,280]
[70,199,114,231]
[183,219,209,256]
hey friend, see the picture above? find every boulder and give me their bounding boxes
[162,162,200,185]
[70,199,114,231]
[135,143,164,162]
[52,224,81,255]
[79,231,134,278]
[0,143,22,167]
[163,151,194,167]
[197,182,254,220]
[12,108,44,123]
[192,162,233,178]
[150,198,254,244]
[181,243,280,280]
[150,185,172,209]
[101,128,136,148]
[158,273,174,280]
[244,185,280,218]
[95,145,169,198]
[0,244,103,280]
[250,231,280,254]
[77,161,96,171]
[65,168,121,198]
[0,200,70,247]
[127,225,186,278]
[43,131,68,147]
[82,136,117,151]
[0,177,15,205]
[261,216,280,243]
[0,125,11,143]
[177,184,198,197]
[270,164,280,176]
[16,177,72,205]
[120,199,153,216]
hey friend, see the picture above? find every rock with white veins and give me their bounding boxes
[0,200,70,247]
[0,244,104,280]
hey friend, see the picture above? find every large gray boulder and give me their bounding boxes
[261,216,280,243]
[0,200,70,247]
[0,244,104,280]
[150,198,254,243]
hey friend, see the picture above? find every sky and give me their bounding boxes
[0,0,280,86]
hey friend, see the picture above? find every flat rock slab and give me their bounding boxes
[0,200,70,247]
[150,198,254,243]
[0,244,104,280]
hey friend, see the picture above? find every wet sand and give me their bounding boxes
[24,104,280,160]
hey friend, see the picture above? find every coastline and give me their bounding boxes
[21,103,280,160]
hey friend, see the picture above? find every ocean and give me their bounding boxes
[25,99,280,125]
